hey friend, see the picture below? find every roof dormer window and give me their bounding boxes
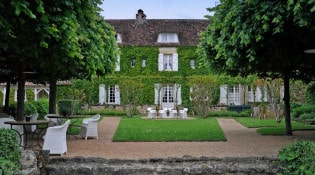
[157,33,179,43]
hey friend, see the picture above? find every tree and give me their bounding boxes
[199,0,315,135]
[120,79,143,118]
[188,76,218,118]
[0,1,117,119]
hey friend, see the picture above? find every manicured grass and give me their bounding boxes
[234,117,315,135]
[113,116,226,142]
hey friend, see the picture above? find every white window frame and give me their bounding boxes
[100,85,120,105]
[190,59,195,69]
[158,53,178,71]
[157,33,179,43]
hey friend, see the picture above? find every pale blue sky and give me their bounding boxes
[100,0,218,19]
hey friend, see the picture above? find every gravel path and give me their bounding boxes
[58,117,315,160]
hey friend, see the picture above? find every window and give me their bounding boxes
[229,86,239,93]
[108,85,116,103]
[163,54,173,70]
[157,33,179,43]
[142,59,146,67]
[162,85,174,103]
[115,33,122,43]
[190,59,195,69]
[108,85,120,105]
[131,59,136,68]
[158,53,178,71]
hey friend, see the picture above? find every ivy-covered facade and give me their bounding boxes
[98,10,221,109]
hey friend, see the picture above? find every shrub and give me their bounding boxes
[0,129,22,175]
[33,98,49,120]
[24,101,37,115]
[78,109,126,116]
[291,105,315,119]
[207,110,250,118]
[58,99,81,116]
[299,113,315,120]
[304,81,315,105]
[278,141,315,175]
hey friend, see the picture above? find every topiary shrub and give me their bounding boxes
[0,129,22,175]
[278,141,315,175]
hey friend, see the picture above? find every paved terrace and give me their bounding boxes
[53,117,315,159]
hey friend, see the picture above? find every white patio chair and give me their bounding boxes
[44,114,62,126]
[25,113,39,132]
[42,119,71,155]
[147,108,157,119]
[179,108,188,119]
[170,109,178,118]
[158,108,167,118]
[80,114,100,140]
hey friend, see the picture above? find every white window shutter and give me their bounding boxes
[157,34,162,42]
[176,84,182,105]
[173,53,178,71]
[154,84,159,104]
[115,85,120,105]
[99,84,106,105]
[220,85,227,105]
[115,55,120,71]
[158,54,163,71]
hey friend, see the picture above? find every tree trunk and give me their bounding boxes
[49,79,57,114]
[16,72,25,121]
[283,74,292,135]
[4,79,11,114]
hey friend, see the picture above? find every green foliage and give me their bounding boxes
[58,99,81,116]
[119,79,143,117]
[113,116,226,141]
[234,118,315,135]
[207,110,250,118]
[72,79,99,107]
[304,81,315,104]
[115,46,211,76]
[32,98,49,120]
[78,109,126,116]
[278,141,315,175]
[0,129,22,175]
[24,101,37,115]
[292,105,315,119]
[188,76,219,118]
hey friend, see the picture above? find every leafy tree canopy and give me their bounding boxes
[200,0,315,81]
[199,0,315,135]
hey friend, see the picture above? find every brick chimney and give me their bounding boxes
[136,9,146,19]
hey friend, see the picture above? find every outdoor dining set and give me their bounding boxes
[0,113,100,156]
[147,107,188,119]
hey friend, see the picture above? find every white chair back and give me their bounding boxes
[43,120,71,155]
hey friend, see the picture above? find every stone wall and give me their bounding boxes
[43,156,281,175]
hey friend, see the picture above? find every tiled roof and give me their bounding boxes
[106,19,209,46]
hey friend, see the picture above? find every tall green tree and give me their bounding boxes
[199,0,315,135]
[0,1,117,119]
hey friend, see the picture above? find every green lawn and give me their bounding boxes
[234,117,315,135]
[113,116,226,142]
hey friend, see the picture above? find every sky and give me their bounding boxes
[100,0,219,19]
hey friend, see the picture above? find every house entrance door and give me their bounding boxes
[161,85,174,109]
